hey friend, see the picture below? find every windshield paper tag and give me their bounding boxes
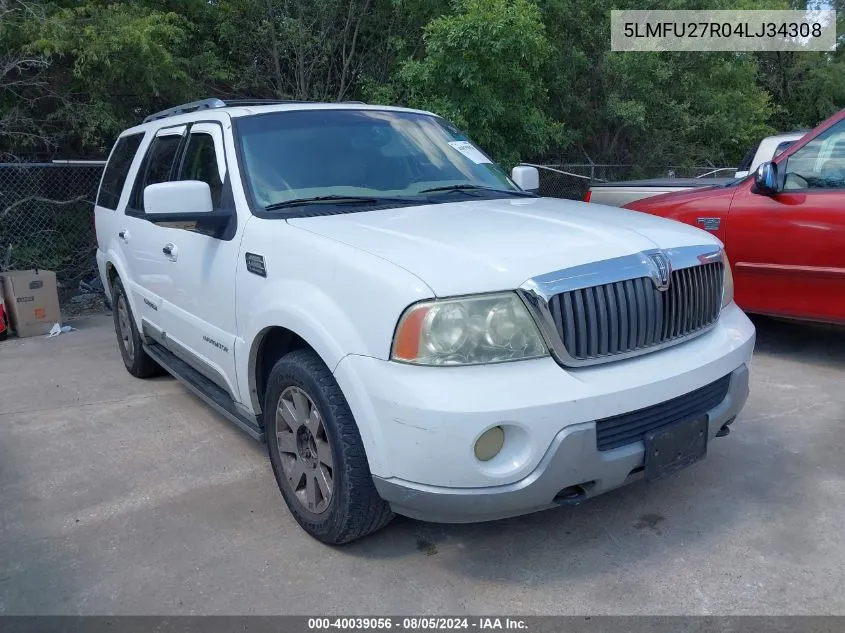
[447,141,491,164]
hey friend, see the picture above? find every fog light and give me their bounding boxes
[474,426,505,461]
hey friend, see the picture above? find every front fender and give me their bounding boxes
[239,278,369,382]
[234,219,434,474]
[235,268,430,404]
[235,279,411,479]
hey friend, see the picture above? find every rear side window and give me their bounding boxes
[129,132,184,212]
[96,133,144,210]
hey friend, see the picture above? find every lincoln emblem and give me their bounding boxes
[648,251,671,291]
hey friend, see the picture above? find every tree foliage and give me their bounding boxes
[1,0,844,171]
[371,0,560,168]
[0,1,51,158]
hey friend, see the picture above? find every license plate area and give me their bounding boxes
[644,416,708,481]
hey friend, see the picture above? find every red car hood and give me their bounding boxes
[624,182,739,217]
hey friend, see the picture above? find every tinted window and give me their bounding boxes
[784,119,845,190]
[130,133,183,211]
[96,133,143,210]
[236,109,515,210]
[144,135,182,187]
[179,132,223,207]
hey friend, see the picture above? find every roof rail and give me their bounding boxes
[219,99,310,107]
[142,98,227,123]
[142,97,369,123]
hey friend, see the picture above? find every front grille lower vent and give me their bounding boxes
[595,374,732,451]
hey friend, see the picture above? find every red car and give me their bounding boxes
[0,295,6,340]
[621,109,845,326]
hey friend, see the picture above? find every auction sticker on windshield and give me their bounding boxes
[448,141,491,164]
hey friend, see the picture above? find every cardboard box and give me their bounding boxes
[0,269,61,338]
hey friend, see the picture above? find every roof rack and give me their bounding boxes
[142,98,368,123]
[142,98,226,123]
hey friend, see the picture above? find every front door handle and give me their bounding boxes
[162,243,178,261]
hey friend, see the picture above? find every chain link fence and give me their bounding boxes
[0,162,106,313]
[528,163,737,200]
[526,164,632,200]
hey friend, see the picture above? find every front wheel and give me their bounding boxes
[265,349,393,544]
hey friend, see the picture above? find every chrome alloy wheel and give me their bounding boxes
[116,293,135,361]
[276,386,334,514]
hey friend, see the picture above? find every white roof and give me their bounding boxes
[120,102,435,136]
[764,131,806,142]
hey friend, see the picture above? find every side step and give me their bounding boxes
[144,342,264,442]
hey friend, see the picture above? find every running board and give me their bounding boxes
[144,342,264,442]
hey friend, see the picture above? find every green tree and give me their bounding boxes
[537,0,777,171]
[372,0,561,168]
[0,1,52,158]
[3,0,845,170]
[217,0,399,101]
[27,1,224,156]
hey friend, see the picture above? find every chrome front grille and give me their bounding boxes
[547,261,724,363]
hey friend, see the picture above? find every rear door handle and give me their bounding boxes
[162,243,177,261]
[118,229,130,242]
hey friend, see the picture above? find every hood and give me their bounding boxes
[287,197,721,296]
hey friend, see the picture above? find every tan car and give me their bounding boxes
[586,131,807,208]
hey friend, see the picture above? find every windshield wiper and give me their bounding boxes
[265,195,383,211]
[264,195,423,211]
[419,184,536,197]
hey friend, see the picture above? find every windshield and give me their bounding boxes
[235,109,520,211]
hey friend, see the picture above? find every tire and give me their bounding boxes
[111,277,161,378]
[265,349,393,544]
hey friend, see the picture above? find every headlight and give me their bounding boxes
[391,292,548,366]
[722,254,734,308]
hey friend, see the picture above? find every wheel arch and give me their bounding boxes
[249,325,313,414]
[244,319,388,477]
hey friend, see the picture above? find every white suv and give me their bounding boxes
[95,98,756,544]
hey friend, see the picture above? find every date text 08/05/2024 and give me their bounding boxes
[307,618,529,630]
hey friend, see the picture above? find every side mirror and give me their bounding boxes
[753,162,781,195]
[144,180,214,216]
[511,165,540,193]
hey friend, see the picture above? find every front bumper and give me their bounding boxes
[333,302,755,522]
[372,364,748,523]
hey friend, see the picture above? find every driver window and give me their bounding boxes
[784,119,845,190]
[178,129,225,207]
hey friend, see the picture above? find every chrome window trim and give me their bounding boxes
[517,245,724,368]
